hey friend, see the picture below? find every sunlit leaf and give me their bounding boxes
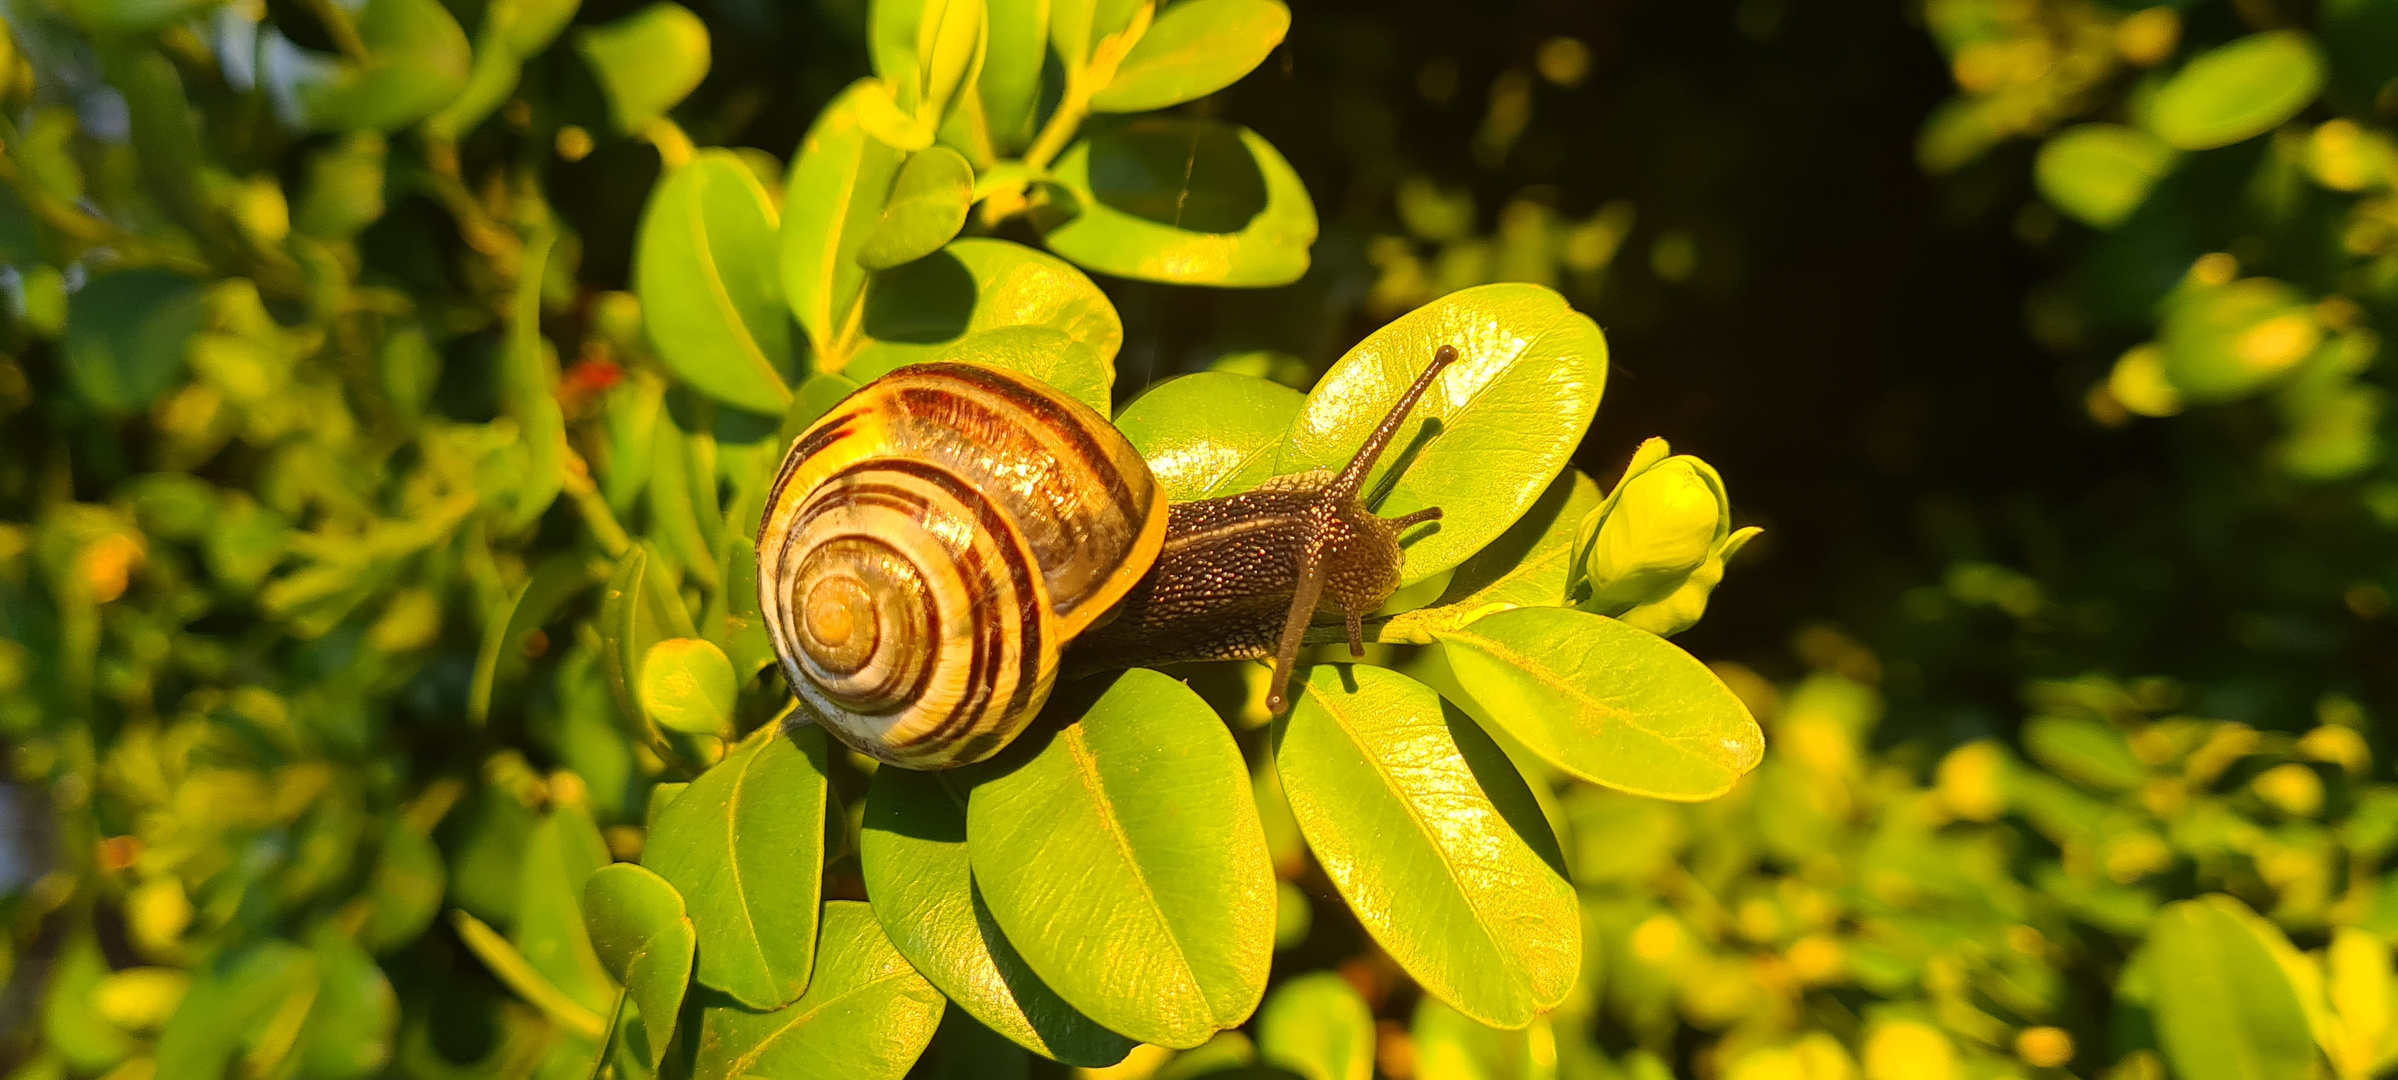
[782,80,909,364]
[860,147,976,270]
[2036,124,2177,229]
[2146,895,2317,1080]
[1089,0,1289,113]
[1044,118,1316,287]
[969,670,1276,1048]
[638,638,738,736]
[1275,664,1577,1029]
[644,725,830,1010]
[693,901,945,1080]
[1116,371,1305,500]
[636,149,794,414]
[2148,31,2325,151]
[1379,467,1601,642]
[1278,283,1607,584]
[577,3,712,133]
[844,238,1122,393]
[585,863,697,1069]
[860,767,1137,1066]
[1434,607,1761,800]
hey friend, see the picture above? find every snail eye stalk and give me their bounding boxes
[1264,345,1458,715]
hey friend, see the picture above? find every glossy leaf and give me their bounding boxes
[577,3,712,133]
[979,0,1049,149]
[845,238,1123,389]
[514,800,615,1016]
[291,0,472,133]
[860,147,976,270]
[1380,467,1602,642]
[2036,124,2177,229]
[1255,972,1373,1080]
[2146,895,2317,1080]
[639,638,738,736]
[584,863,697,1069]
[969,670,1276,1049]
[1116,371,1306,500]
[782,80,909,364]
[693,901,946,1080]
[860,767,1137,1066]
[1278,283,1607,584]
[1435,607,1761,800]
[2149,31,2325,151]
[600,544,699,737]
[1275,664,1577,1029]
[644,725,830,1010]
[636,150,794,414]
[1090,0,1290,113]
[64,269,206,415]
[1044,118,1317,287]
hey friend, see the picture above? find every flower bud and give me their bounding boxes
[1581,444,1730,611]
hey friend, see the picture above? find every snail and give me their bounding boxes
[756,346,1457,768]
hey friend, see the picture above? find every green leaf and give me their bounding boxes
[471,553,601,725]
[637,150,794,414]
[2021,715,2147,792]
[298,926,399,1080]
[871,0,988,136]
[584,863,698,1069]
[1255,972,1373,1080]
[2146,895,2318,1080]
[426,0,583,138]
[693,901,946,1080]
[645,725,831,1010]
[43,934,133,1072]
[293,0,472,133]
[782,79,909,364]
[844,238,1122,391]
[576,3,712,134]
[1277,283,1607,584]
[979,0,1049,150]
[968,670,1276,1049]
[2035,124,2178,229]
[599,544,699,737]
[1380,467,1602,642]
[638,638,738,736]
[1044,118,1316,287]
[64,269,207,415]
[933,326,1113,413]
[2160,278,2321,403]
[153,942,318,1080]
[514,800,615,1016]
[2149,31,2325,151]
[859,767,1137,1067]
[1089,0,1290,113]
[1275,664,1577,1029]
[1434,607,1760,800]
[503,229,569,531]
[1116,371,1305,500]
[860,147,976,270]
[359,820,446,952]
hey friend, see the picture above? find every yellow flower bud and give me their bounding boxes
[1586,457,1727,609]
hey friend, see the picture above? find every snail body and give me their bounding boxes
[758,349,1455,769]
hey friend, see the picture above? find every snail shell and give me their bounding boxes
[755,363,1166,768]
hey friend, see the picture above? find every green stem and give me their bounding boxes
[1019,78,1090,174]
[296,0,372,63]
[564,453,634,559]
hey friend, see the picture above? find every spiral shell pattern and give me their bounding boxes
[757,363,1167,768]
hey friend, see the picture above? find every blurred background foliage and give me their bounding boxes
[6,0,2398,1077]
